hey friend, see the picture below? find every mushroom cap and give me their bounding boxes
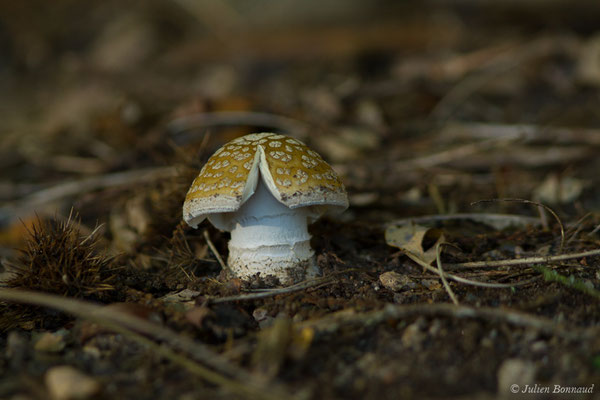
[183,133,348,229]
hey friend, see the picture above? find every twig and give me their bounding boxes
[209,274,338,304]
[26,167,175,206]
[2,167,177,221]
[35,155,107,175]
[387,213,541,231]
[203,230,231,275]
[427,183,446,214]
[538,204,549,230]
[445,249,600,269]
[405,249,529,288]
[565,213,592,244]
[435,243,459,305]
[249,270,353,292]
[472,198,565,253]
[0,288,294,400]
[440,121,600,146]
[393,135,521,170]
[299,303,592,341]
[448,249,600,269]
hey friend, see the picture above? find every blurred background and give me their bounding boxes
[2,0,600,246]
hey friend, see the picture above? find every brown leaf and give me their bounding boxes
[385,224,445,265]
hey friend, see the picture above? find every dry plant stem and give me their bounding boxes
[300,303,591,341]
[440,121,600,146]
[446,249,600,270]
[428,183,446,214]
[394,135,520,170]
[566,213,592,244]
[388,213,541,230]
[589,223,600,236]
[167,111,310,141]
[209,275,337,304]
[40,155,106,174]
[405,250,525,288]
[203,230,231,275]
[538,204,549,230]
[435,243,459,305]
[471,198,565,252]
[4,167,177,219]
[0,289,293,400]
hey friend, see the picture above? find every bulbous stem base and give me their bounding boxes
[228,241,318,285]
[225,178,320,285]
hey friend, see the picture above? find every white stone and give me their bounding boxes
[497,358,537,398]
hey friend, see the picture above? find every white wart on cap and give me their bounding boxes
[183,132,348,285]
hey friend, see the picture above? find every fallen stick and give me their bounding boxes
[299,302,593,341]
[1,167,177,224]
[446,249,600,270]
[209,274,338,304]
[440,122,600,146]
[387,213,541,231]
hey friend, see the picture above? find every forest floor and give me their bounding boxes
[1,1,600,399]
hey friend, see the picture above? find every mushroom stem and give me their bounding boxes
[226,178,318,284]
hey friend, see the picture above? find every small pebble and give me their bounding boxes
[401,317,426,348]
[497,358,537,398]
[252,307,269,322]
[379,271,414,292]
[530,341,548,353]
[34,331,67,353]
[420,279,440,290]
[45,366,100,400]
[82,345,101,359]
[253,307,275,329]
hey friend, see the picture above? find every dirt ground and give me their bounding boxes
[1,1,600,399]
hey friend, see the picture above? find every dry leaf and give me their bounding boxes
[385,224,445,265]
[533,173,586,204]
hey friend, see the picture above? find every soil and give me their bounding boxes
[1,1,600,399]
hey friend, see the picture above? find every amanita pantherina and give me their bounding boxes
[183,133,348,284]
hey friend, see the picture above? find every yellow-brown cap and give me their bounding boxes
[183,133,348,229]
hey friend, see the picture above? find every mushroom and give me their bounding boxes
[183,132,348,285]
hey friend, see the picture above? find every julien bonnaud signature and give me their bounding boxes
[511,384,594,394]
